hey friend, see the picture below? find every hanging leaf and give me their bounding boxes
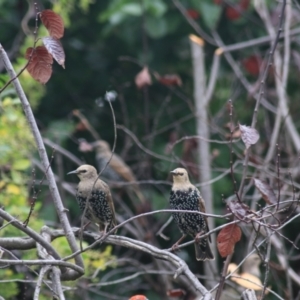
[239,124,259,149]
[12,159,31,171]
[242,55,262,76]
[158,74,182,86]
[217,224,241,257]
[40,9,64,39]
[78,140,93,152]
[135,66,152,89]
[254,179,277,205]
[198,2,222,29]
[227,199,250,220]
[42,37,65,68]
[25,46,53,84]
[129,296,148,300]
[166,289,186,297]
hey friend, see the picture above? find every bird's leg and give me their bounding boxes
[82,221,91,231]
[171,234,187,252]
[76,221,91,238]
[95,223,108,239]
[103,223,109,235]
[195,231,205,243]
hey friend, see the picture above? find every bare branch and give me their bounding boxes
[0,44,84,280]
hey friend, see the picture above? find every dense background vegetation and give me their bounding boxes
[1,0,300,299]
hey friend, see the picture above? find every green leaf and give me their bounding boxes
[122,3,143,15]
[99,0,141,23]
[145,16,168,38]
[99,0,167,25]
[45,120,75,143]
[12,159,31,171]
[144,0,167,17]
[198,2,221,29]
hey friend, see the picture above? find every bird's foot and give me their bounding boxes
[94,231,106,240]
[171,243,180,253]
[195,231,205,242]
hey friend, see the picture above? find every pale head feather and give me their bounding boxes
[69,164,98,181]
[171,168,193,189]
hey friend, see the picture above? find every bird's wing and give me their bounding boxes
[198,194,211,242]
[109,155,136,182]
[101,181,117,227]
[108,189,117,226]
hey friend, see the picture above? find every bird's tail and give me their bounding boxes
[194,239,215,261]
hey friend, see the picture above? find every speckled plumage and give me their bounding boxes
[68,164,116,233]
[170,168,214,261]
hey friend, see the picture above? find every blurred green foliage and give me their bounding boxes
[1,0,299,299]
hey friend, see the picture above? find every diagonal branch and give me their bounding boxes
[0,44,84,280]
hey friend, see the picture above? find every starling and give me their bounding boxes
[92,140,146,204]
[170,168,214,261]
[68,164,116,234]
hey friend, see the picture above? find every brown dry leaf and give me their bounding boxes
[211,148,220,159]
[254,179,277,205]
[166,289,186,297]
[217,224,242,257]
[42,37,65,68]
[40,9,64,39]
[231,272,263,290]
[25,46,53,84]
[239,124,260,149]
[227,199,250,220]
[158,74,182,86]
[135,66,152,89]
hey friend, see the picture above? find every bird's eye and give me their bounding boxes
[178,172,184,176]
[81,170,87,173]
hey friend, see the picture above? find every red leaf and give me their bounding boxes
[25,46,53,84]
[186,9,200,19]
[40,9,64,39]
[225,6,241,20]
[239,124,260,149]
[42,37,65,68]
[225,0,250,20]
[240,0,250,10]
[217,224,242,257]
[254,179,277,205]
[129,296,148,300]
[158,74,182,86]
[242,55,262,76]
[166,289,186,297]
[135,66,152,89]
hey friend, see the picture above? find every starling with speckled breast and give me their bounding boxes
[170,168,214,261]
[68,164,116,234]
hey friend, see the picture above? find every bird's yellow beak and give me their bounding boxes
[67,170,78,175]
